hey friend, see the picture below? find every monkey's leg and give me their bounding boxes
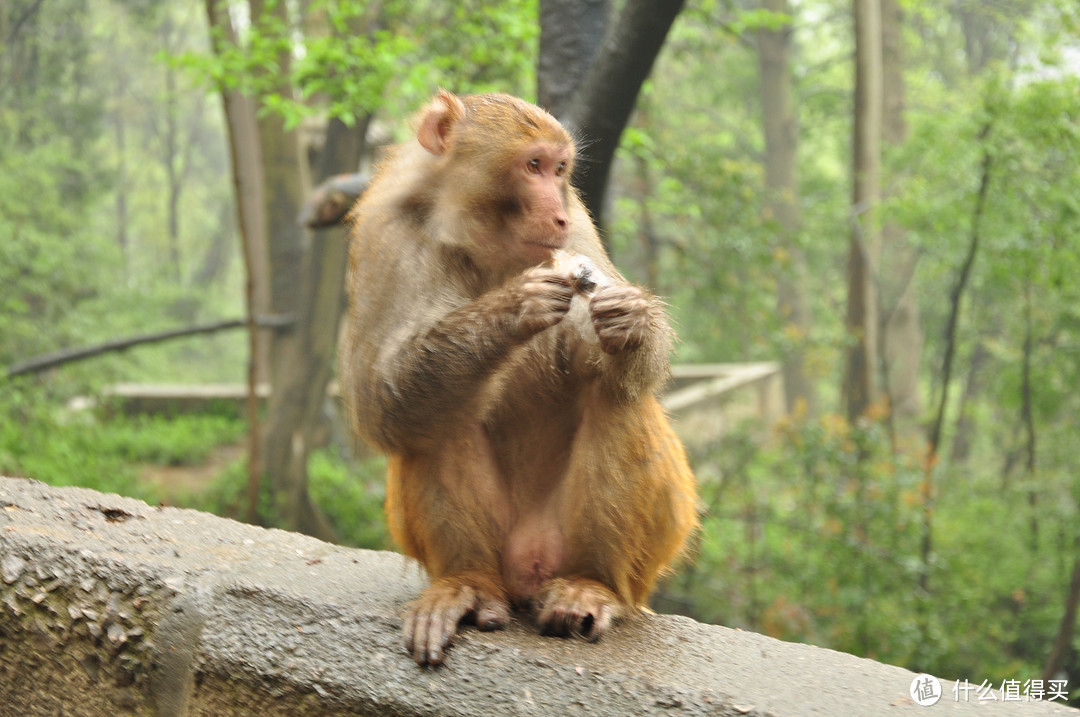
[534,396,696,641]
[392,426,512,665]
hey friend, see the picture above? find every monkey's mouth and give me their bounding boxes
[525,235,570,251]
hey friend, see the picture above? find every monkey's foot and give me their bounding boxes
[535,577,623,641]
[403,573,508,666]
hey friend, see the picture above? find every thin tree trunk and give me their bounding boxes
[261,115,366,541]
[205,0,272,524]
[949,340,987,463]
[844,0,883,421]
[757,0,815,415]
[114,77,129,270]
[919,120,992,602]
[164,16,182,284]
[244,0,337,539]
[1043,540,1080,682]
[250,0,308,339]
[879,0,922,440]
[1021,282,1038,549]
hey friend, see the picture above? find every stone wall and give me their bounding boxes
[0,477,1073,716]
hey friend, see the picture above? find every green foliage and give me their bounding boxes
[0,119,123,365]
[2,0,248,386]
[193,446,390,550]
[307,450,390,549]
[177,0,539,131]
[0,0,124,374]
[0,387,148,501]
[664,416,923,651]
[92,412,246,466]
[2,399,387,551]
[663,413,1077,683]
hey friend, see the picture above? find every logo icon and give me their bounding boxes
[910,674,942,706]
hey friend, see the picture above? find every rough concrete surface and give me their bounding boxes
[0,476,1074,717]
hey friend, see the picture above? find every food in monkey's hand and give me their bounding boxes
[552,249,610,296]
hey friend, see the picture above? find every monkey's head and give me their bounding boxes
[415,90,577,268]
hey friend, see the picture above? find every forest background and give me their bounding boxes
[2,0,1079,702]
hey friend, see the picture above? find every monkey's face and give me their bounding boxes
[499,141,574,266]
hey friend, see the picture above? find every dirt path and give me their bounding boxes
[138,443,245,504]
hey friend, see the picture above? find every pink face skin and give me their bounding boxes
[513,142,574,265]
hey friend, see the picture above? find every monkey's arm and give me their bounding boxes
[558,211,673,399]
[369,267,573,451]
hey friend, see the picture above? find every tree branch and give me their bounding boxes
[918,119,993,600]
[6,316,295,379]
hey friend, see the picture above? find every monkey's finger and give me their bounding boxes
[524,266,574,289]
[591,297,648,320]
[563,590,603,640]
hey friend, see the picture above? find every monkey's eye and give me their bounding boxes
[527,158,542,174]
[555,162,567,177]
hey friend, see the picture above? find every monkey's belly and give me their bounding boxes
[503,515,564,600]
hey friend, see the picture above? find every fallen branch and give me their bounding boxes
[6,314,295,378]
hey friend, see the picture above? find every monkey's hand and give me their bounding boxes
[589,285,656,355]
[536,577,623,641]
[404,575,509,666]
[515,266,574,338]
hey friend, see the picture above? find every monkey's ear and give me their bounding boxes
[417,89,465,156]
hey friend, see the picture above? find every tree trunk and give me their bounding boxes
[757,0,815,415]
[537,0,609,117]
[205,0,273,524]
[879,0,923,440]
[562,0,687,230]
[113,75,129,269]
[1020,282,1038,549]
[918,120,992,635]
[950,340,987,463]
[843,0,883,421]
[1044,539,1080,682]
[164,16,182,284]
[244,0,339,539]
[261,115,367,541]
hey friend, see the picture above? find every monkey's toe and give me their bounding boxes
[474,599,509,632]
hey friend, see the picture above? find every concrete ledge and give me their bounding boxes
[0,476,1073,716]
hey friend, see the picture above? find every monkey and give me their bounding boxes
[339,90,698,666]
